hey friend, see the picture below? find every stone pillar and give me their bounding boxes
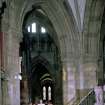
[77,58,97,99]
[0,70,3,105]
[0,3,22,105]
[62,60,76,105]
[2,77,10,105]
[83,62,97,88]
[1,73,21,105]
[0,71,11,105]
[20,79,29,105]
[97,59,103,86]
[104,85,105,104]
[6,28,21,105]
[62,63,68,105]
[1,78,8,105]
[1,25,22,105]
[0,71,2,105]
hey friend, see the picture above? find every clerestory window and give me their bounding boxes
[27,22,46,34]
[32,23,36,33]
[41,27,46,33]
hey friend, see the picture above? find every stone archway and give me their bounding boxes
[1,0,81,105]
[20,5,63,105]
[30,56,54,104]
[83,0,105,86]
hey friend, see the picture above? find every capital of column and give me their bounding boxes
[82,53,98,64]
[0,70,9,80]
[61,55,75,65]
[0,69,21,82]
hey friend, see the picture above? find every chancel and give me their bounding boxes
[38,100,45,105]
[0,0,105,105]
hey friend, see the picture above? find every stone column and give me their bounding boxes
[62,60,76,105]
[97,58,104,86]
[83,62,97,88]
[77,57,97,99]
[20,79,29,105]
[1,23,22,105]
[0,3,22,105]
[0,71,2,105]
[2,75,10,105]
[6,28,21,105]
[0,71,11,105]
[1,73,21,105]
[62,62,68,105]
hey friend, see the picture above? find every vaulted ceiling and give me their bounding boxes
[4,0,80,62]
[2,0,105,62]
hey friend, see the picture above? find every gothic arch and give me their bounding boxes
[83,0,105,85]
[18,0,80,62]
[30,56,54,80]
[83,0,105,58]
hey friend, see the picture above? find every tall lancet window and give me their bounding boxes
[43,86,46,100]
[32,23,36,33]
[28,26,31,32]
[48,86,51,100]
[41,27,46,33]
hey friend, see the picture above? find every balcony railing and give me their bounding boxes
[78,89,95,105]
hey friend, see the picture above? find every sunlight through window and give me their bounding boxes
[32,23,36,33]
[28,26,30,32]
[43,86,46,100]
[48,86,51,100]
[41,27,46,33]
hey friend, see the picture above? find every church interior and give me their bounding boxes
[0,0,105,105]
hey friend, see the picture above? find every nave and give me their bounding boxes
[0,0,105,105]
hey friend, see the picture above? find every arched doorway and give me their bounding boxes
[20,6,62,105]
[30,57,54,104]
